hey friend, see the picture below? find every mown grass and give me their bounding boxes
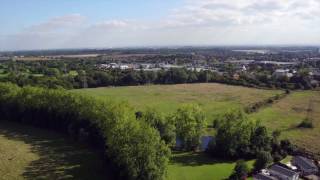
[0,121,110,180]
[168,152,255,180]
[250,91,320,157]
[72,83,282,123]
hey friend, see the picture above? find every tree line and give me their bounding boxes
[0,60,317,90]
[0,83,170,180]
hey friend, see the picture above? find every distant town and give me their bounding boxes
[1,46,319,90]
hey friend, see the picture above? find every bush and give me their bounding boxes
[229,160,249,180]
[253,151,273,172]
[0,83,170,180]
[298,118,314,128]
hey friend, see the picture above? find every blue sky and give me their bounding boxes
[1,0,320,50]
[0,0,183,34]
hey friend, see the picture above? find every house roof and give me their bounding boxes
[269,164,298,178]
[254,173,278,180]
[293,156,318,169]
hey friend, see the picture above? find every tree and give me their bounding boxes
[229,160,249,180]
[250,125,271,154]
[141,108,176,146]
[209,110,253,158]
[254,151,272,172]
[174,104,206,151]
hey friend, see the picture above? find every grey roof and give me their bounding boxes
[294,156,318,169]
[270,164,298,178]
[254,173,278,180]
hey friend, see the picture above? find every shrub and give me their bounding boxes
[229,160,249,180]
[253,151,273,172]
[298,118,314,128]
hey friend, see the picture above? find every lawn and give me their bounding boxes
[250,91,320,157]
[168,152,255,180]
[72,83,283,122]
[0,121,111,180]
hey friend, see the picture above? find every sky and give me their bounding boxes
[0,0,320,51]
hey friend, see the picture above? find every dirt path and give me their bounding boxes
[0,121,109,180]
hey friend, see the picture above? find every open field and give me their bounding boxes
[0,121,110,180]
[250,91,320,157]
[168,152,255,180]
[72,83,283,122]
[71,84,320,177]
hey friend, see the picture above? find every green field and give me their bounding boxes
[72,83,283,122]
[0,121,109,180]
[71,83,282,179]
[71,83,320,178]
[250,90,320,157]
[168,152,255,180]
[2,83,317,179]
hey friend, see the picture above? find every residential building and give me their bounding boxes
[254,173,279,180]
[292,156,318,176]
[269,164,299,180]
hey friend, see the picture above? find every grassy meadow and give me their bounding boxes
[71,83,283,179]
[0,121,110,180]
[72,83,283,123]
[71,83,320,178]
[250,90,320,157]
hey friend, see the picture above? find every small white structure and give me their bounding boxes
[272,69,294,78]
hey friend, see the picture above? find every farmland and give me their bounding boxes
[0,121,109,180]
[72,83,283,122]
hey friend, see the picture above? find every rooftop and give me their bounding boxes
[269,164,298,178]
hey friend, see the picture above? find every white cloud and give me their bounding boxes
[1,0,320,50]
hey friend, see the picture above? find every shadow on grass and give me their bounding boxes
[171,151,234,167]
[0,121,112,180]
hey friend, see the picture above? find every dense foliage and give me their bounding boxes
[138,108,176,146]
[208,111,271,158]
[253,151,273,172]
[229,160,249,180]
[0,83,170,180]
[138,104,207,151]
[173,104,207,151]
